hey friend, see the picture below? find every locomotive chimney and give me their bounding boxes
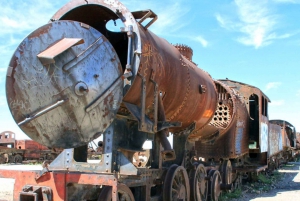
[173,44,193,61]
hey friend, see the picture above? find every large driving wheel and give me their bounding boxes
[14,154,23,163]
[207,170,221,201]
[163,164,190,201]
[98,183,135,201]
[231,173,242,190]
[0,154,6,164]
[189,163,207,201]
[220,160,232,192]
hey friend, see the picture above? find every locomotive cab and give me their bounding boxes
[219,80,270,153]
[219,79,271,167]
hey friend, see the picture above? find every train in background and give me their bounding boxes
[0,131,60,164]
[0,0,298,201]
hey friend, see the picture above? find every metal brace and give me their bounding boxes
[20,185,52,201]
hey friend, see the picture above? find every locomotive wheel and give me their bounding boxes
[163,164,190,201]
[207,170,221,201]
[8,155,14,163]
[220,160,232,192]
[98,183,135,201]
[189,163,207,201]
[275,159,279,170]
[14,154,23,163]
[231,173,242,190]
[268,160,275,172]
[0,154,5,164]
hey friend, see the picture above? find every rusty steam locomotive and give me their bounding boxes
[0,0,297,201]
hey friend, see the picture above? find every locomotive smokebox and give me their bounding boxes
[6,21,123,148]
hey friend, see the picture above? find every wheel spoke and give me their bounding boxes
[164,165,190,201]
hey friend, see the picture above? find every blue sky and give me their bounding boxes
[0,0,299,139]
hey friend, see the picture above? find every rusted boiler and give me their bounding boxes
[6,0,217,153]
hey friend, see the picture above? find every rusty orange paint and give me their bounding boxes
[0,170,117,201]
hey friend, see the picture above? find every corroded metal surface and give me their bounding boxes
[0,131,16,145]
[268,123,283,157]
[7,0,217,147]
[173,44,193,61]
[6,21,123,148]
[50,0,142,78]
[195,80,249,159]
[0,170,118,201]
[123,28,217,138]
[270,119,297,148]
[219,79,270,153]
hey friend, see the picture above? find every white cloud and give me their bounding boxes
[193,36,209,47]
[150,3,191,35]
[270,100,285,106]
[265,82,282,91]
[0,1,67,36]
[123,0,191,35]
[216,0,293,48]
[273,0,300,3]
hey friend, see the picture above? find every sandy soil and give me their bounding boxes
[231,161,300,201]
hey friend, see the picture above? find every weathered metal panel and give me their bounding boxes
[268,123,282,157]
[123,27,218,139]
[0,131,16,146]
[6,21,123,148]
[270,119,297,149]
[260,121,269,152]
[219,80,270,153]
[15,140,48,150]
[0,170,118,201]
[195,81,249,159]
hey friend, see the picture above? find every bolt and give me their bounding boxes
[42,189,50,194]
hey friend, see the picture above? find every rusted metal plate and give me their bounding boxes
[270,119,297,149]
[15,140,48,150]
[0,170,118,201]
[219,79,270,153]
[0,131,16,145]
[268,123,282,157]
[195,80,249,159]
[6,21,123,148]
[123,28,217,138]
[260,117,269,152]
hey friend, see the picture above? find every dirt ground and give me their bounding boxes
[226,161,300,201]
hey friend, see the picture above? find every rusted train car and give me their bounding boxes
[193,80,298,198]
[0,131,59,164]
[0,0,297,201]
